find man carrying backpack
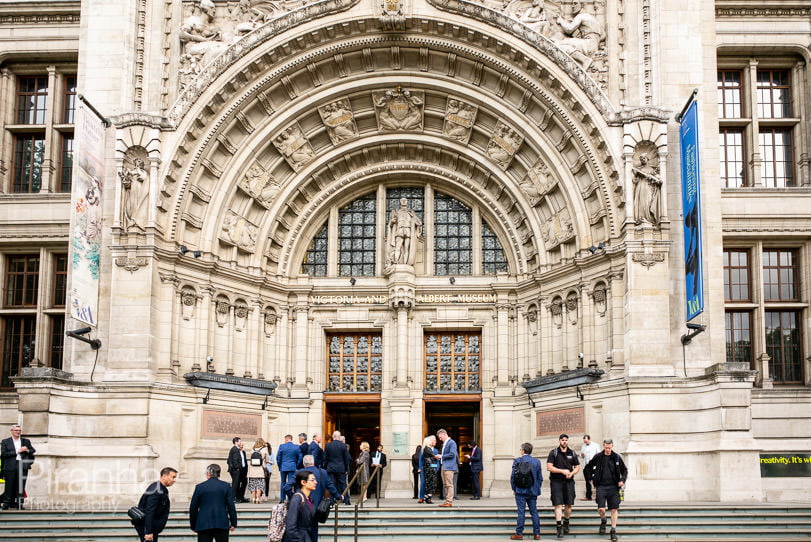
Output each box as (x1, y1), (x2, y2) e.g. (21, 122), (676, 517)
(510, 442), (543, 540)
(546, 434), (580, 538)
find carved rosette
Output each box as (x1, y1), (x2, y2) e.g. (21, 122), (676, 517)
(219, 210), (259, 253)
(215, 298), (230, 327)
(372, 88), (424, 132)
(264, 310), (278, 336)
(318, 98), (358, 144)
(273, 122), (316, 171)
(181, 287), (198, 320)
(443, 97), (478, 144)
(487, 120), (524, 169)
(592, 284), (607, 316)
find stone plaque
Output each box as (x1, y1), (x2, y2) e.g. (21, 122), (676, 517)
(203, 409), (262, 439)
(536, 406), (584, 437)
(392, 431), (408, 456)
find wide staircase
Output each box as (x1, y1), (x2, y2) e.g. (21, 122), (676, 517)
(1, 501), (810, 541)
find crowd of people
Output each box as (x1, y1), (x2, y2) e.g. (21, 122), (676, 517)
(0, 423), (626, 541)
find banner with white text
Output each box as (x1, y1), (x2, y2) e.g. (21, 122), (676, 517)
(680, 99), (705, 322)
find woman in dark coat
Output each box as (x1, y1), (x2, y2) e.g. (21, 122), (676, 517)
(421, 435), (439, 504)
(283, 470), (317, 542)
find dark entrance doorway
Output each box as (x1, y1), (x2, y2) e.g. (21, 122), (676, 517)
(324, 399), (380, 495)
(424, 399), (480, 495)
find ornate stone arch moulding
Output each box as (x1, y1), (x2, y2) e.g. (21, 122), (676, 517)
(275, 160), (534, 276)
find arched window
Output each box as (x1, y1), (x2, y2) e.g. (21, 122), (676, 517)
(434, 192), (472, 276)
(301, 221), (328, 276)
(338, 194), (376, 276)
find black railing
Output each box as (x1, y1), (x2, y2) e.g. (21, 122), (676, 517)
(332, 463), (382, 542)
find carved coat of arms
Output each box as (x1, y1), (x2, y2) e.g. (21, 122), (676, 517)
(373, 88), (424, 131)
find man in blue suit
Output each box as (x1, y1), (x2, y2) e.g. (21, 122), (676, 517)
(435, 428), (457, 507)
(277, 434), (303, 501)
(323, 431), (352, 504)
(510, 442), (543, 540)
(468, 440), (483, 500)
(308, 433), (324, 467)
(189, 464), (238, 542)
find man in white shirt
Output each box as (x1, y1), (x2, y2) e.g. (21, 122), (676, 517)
(1, 425), (36, 510)
(580, 434), (601, 501)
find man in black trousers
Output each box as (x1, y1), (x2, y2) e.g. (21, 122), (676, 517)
(134, 467), (178, 542)
(0, 424), (36, 510)
(323, 430), (352, 504)
(190, 464), (238, 542)
(226, 437), (247, 503)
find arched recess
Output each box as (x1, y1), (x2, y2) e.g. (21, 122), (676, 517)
(160, 14), (625, 277)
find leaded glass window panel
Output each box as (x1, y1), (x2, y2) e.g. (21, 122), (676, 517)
(482, 220), (508, 274)
(434, 193), (472, 276)
(387, 186), (424, 221)
(424, 331), (481, 392)
(339, 195), (376, 276)
(326, 333), (383, 392)
(301, 222), (328, 276)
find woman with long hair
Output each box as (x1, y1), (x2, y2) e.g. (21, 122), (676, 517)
(421, 435), (439, 504)
(283, 469), (317, 542)
(247, 438), (269, 503)
(355, 441), (371, 503)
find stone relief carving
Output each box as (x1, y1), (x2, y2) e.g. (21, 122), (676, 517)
(553, 0), (605, 71)
(487, 121), (524, 169)
(220, 210), (259, 252)
(239, 162), (280, 208)
(527, 305), (538, 335)
(114, 256), (148, 273)
(386, 197), (423, 266)
(443, 98), (478, 144)
(373, 87), (424, 131)
(264, 311), (277, 336)
(118, 147), (149, 232)
(550, 297), (563, 328)
(318, 99), (358, 144)
(519, 159), (556, 206)
(631, 141), (662, 226)
(592, 283), (607, 316)
(566, 292), (578, 325)
(379, 0), (406, 30)
(540, 209), (575, 248)
(234, 302), (249, 330)
(215, 298), (231, 327)
(273, 123), (316, 171)
(181, 287), (197, 320)
(512, 0), (550, 34)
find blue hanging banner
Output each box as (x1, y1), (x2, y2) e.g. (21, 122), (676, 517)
(679, 95), (704, 322)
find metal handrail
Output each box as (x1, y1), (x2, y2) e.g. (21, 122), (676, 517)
(332, 463), (383, 542)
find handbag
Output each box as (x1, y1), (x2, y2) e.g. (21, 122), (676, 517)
(127, 505), (145, 523)
(315, 496), (334, 524)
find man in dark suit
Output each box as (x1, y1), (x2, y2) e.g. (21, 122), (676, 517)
(323, 430), (352, 504)
(226, 437), (247, 503)
(297, 433), (309, 468)
(1, 424), (36, 510)
(308, 433), (324, 468)
(134, 467), (177, 542)
(277, 434), (303, 501)
(368, 444), (388, 498)
(189, 464), (238, 542)
(468, 440), (483, 500)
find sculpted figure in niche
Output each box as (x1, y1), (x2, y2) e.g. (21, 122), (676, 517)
(318, 99), (358, 144)
(118, 153), (149, 232)
(632, 150), (662, 226)
(554, 0), (605, 69)
(443, 99), (478, 143)
(373, 88), (424, 131)
(273, 125), (315, 170)
(386, 197), (423, 266)
(220, 211), (259, 252)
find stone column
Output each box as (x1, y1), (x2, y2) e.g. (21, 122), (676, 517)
(383, 397), (416, 497)
(495, 303), (510, 386)
(291, 305), (310, 396)
(386, 263), (416, 391)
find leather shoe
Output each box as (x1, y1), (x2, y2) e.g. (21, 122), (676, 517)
(534, 536), (540, 540)
(438, 502), (452, 507)
(470, 496), (480, 500)
(510, 535), (523, 540)
(417, 499), (423, 503)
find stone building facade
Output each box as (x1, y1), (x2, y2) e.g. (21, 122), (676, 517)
(0, 0), (810, 507)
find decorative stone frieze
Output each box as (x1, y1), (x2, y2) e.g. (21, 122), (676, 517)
(238, 162), (280, 208)
(114, 257), (148, 273)
(520, 159), (556, 206)
(487, 121), (523, 169)
(443, 97), (478, 144)
(631, 252), (665, 268)
(540, 209), (575, 248)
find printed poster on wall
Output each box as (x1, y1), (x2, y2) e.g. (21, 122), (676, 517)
(680, 98), (705, 322)
(68, 104), (106, 326)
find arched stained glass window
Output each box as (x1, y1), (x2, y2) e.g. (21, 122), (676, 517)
(338, 194), (376, 276)
(301, 221), (328, 276)
(434, 193), (472, 276)
(386, 186), (424, 222)
(482, 220), (508, 274)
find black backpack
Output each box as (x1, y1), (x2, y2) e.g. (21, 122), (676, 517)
(251, 450), (262, 466)
(514, 458), (533, 489)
